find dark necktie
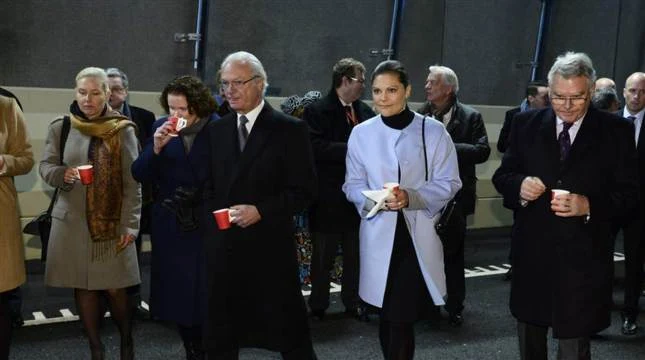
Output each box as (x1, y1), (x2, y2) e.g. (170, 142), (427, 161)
(627, 116), (637, 132)
(238, 115), (249, 151)
(627, 115), (638, 146)
(345, 105), (357, 126)
(558, 122), (573, 162)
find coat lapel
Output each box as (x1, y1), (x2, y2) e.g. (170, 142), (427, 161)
(227, 103), (274, 188)
(445, 103), (462, 135)
(538, 109), (561, 169)
(563, 109), (599, 169)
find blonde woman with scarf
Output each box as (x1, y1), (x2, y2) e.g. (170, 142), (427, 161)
(39, 67), (142, 360)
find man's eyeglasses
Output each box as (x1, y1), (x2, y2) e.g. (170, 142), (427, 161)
(349, 77), (365, 84)
(221, 75), (260, 90)
(110, 87), (126, 94)
(550, 96), (587, 106)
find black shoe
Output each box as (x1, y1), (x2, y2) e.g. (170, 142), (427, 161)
(503, 268), (512, 281)
(622, 316), (638, 335)
(345, 306), (370, 322)
(448, 312), (464, 327)
(309, 309), (325, 320)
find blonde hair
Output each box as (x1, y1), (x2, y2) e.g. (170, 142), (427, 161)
(75, 67), (109, 93)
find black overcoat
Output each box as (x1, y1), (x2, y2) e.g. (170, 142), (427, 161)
(204, 103), (317, 352)
(303, 90), (374, 231)
(492, 107), (639, 338)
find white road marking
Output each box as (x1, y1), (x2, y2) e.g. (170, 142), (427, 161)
(21, 253), (628, 327)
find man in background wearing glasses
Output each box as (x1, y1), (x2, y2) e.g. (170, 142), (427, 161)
(303, 58), (374, 322)
(205, 51), (318, 360)
(493, 52), (638, 359)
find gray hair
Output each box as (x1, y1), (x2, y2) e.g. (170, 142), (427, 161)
(428, 65), (459, 94)
(220, 51), (269, 92)
(105, 67), (129, 88)
(592, 87), (620, 111)
(75, 67), (109, 93)
(547, 51), (596, 89)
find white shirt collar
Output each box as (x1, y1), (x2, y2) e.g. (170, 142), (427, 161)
(623, 107), (645, 121)
(237, 100), (265, 133)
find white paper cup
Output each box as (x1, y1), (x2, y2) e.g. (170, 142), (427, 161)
(551, 189), (570, 200)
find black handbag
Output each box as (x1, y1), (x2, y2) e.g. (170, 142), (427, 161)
(421, 117), (456, 234)
(22, 116), (70, 261)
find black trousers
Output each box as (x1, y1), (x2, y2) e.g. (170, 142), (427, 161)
(619, 217), (645, 320)
(517, 321), (590, 360)
(308, 230), (360, 312)
(440, 203), (466, 315)
(0, 292), (13, 360)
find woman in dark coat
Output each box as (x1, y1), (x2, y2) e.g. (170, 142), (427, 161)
(131, 76), (217, 360)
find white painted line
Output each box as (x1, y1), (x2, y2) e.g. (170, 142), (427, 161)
(489, 265), (507, 271)
(59, 308), (77, 319)
(32, 311), (46, 321)
(140, 301), (150, 311)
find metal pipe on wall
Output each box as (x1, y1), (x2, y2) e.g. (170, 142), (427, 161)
(530, 0), (550, 81)
(193, 0), (206, 76)
(387, 0), (405, 60)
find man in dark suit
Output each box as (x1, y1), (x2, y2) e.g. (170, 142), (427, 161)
(106, 68), (156, 317)
(496, 81), (549, 281)
(303, 58), (374, 320)
(493, 52), (639, 358)
(497, 81), (549, 153)
(205, 51), (317, 360)
(616, 71), (645, 335)
(419, 65), (490, 326)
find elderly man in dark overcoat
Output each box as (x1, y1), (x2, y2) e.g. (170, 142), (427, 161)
(204, 51), (318, 360)
(493, 51), (639, 359)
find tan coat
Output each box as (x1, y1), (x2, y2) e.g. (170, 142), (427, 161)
(39, 115), (141, 290)
(0, 96), (34, 293)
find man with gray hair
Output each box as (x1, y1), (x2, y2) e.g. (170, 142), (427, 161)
(105, 67), (156, 319)
(493, 52), (639, 358)
(205, 51), (318, 359)
(419, 65), (490, 327)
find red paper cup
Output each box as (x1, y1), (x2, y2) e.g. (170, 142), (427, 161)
(167, 116), (179, 137)
(77, 165), (94, 185)
(551, 189), (570, 200)
(213, 208), (232, 230)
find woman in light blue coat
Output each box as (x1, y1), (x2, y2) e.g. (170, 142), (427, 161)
(343, 60), (461, 359)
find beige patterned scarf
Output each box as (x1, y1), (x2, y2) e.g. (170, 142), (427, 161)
(70, 110), (135, 260)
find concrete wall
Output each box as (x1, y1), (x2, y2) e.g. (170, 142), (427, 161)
(8, 86), (513, 260)
(2, 1), (644, 106)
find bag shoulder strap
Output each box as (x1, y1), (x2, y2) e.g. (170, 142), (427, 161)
(59, 116), (70, 165)
(47, 116), (71, 213)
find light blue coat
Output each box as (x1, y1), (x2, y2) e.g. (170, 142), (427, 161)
(343, 112), (461, 307)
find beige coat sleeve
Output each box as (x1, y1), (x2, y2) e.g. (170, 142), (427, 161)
(119, 126), (142, 237)
(0, 97), (34, 177)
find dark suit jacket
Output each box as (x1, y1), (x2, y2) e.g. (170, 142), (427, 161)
(492, 107), (639, 337)
(497, 106), (521, 153)
(420, 101), (490, 215)
(204, 102), (316, 352)
(122, 102), (156, 146)
(303, 90), (375, 232)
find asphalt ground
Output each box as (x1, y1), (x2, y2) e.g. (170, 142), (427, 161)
(8, 228), (645, 359)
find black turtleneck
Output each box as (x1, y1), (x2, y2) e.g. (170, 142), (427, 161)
(381, 106), (414, 130)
